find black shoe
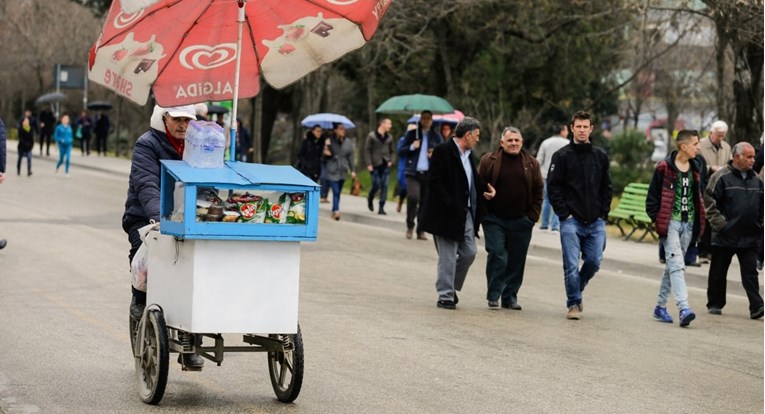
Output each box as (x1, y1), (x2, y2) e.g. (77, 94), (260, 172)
(178, 353), (205, 369)
(130, 297), (145, 320)
(708, 307), (722, 315)
(367, 197), (374, 212)
(0, 239), (6, 250)
(686, 261), (701, 267)
(659, 258), (666, 264)
(454, 292), (459, 304)
(378, 209), (387, 215)
(751, 307), (764, 320)
(488, 300), (499, 308)
(437, 300), (456, 310)
(502, 301), (522, 310)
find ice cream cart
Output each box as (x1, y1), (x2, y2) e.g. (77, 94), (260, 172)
(130, 160), (319, 405)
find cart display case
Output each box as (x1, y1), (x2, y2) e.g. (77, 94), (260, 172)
(159, 160), (319, 241)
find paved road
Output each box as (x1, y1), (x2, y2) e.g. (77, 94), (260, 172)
(0, 152), (762, 413)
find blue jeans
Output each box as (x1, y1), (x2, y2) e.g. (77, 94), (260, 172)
(56, 143), (72, 173)
(657, 220), (692, 310)
(328, 179), (345, 213)
(368, 165), (390, 208)
(540, 182), (559, 230)
(560, 217), (606, 307)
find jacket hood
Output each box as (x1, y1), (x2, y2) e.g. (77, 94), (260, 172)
(150, 105), (166, 131)
(664, 150), (703, 173)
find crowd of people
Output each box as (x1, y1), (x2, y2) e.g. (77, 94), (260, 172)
(293, 109), (763, 324)
(10, 108), (112, 178)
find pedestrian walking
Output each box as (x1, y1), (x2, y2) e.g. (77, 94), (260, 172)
(54, 115), (74, 177)
(38, 109), (55, 157)
(76, 111), (93, 156)
(394, 124), (416, 214)
(0, 116), (7, 249)
(478, 126), (543, 310)
(94, 112), (110, 156)
(323, 123), (356, 220)
(697, 120), (732, 260)
(400, 111), (444, 240)
(123, 104), (205, 369)
(296, 125), (324, 182)
(235, 118), (253, 162)
(365, 118), (394, 215)
(17, 117), (34, 176)
(547, 110), (612, 320)
(704, 142), (764, 319)
(536, 123), (569, 232)
(645, 130), (706, 327)
(421, 117), (495, 310)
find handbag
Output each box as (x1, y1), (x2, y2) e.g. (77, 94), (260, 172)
(350, 177), (362, 196)
(75, 125), (83, 139)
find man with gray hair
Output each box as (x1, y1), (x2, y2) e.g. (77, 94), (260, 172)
(421, 117), (495, 309)
(478, 126), (543, 309)
(698, 120), (732, 260)
(704, 142), (764, 319)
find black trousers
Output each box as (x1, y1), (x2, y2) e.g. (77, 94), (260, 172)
(707, 246), (763, 312)
(405, 172), (428, 233)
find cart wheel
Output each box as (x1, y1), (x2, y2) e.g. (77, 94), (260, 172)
(136, 309), (169, 405)
(268, 325), (304, 403)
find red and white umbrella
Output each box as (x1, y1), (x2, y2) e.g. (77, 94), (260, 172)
(88, 0), (391, 157)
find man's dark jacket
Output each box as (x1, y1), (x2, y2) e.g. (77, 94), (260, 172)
(704, 162), (764, 248)
(420, 139), (487, 242)
(547, 142), (612, 224)
(122, 128), (181, 231)
(645, 151), (706, 240)
(399, 122), (443, 177)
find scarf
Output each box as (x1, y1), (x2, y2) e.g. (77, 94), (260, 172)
(165, 126), (185, 156)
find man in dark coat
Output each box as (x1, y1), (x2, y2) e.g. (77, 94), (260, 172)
(296, 124), (324, 182)
(123, 104), (205, 369)
(400, 111), (443, 240)
(421, 117), (495, 310)
(704, 142), (764, 319)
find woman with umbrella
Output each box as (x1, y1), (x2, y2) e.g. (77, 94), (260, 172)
(54, 115), (74, 177)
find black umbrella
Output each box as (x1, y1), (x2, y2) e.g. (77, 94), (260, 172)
(35, 92), (68, 106)
(207, 104), (230, 115)
(87, 101), (113, 111)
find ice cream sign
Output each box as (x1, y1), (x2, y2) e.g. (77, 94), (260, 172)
(261, 13), (366, 88)
(89, 32), (163, 104)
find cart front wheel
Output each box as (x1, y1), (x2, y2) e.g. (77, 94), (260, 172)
(136, 309), (169, 405)
(268, 324), (304, 403)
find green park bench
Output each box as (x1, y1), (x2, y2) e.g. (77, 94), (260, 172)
(608, 182), (657, 242)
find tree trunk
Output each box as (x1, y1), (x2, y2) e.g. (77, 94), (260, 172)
(731, 41), (764, 144)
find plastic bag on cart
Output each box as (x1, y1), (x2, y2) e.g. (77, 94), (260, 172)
(131, 222), (160, 292)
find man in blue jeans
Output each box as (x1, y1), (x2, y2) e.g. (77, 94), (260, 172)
(547, 111), (612, 320)
(645, 130), (705, 327)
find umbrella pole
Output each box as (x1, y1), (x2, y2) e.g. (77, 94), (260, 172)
(229, 0), (246, 162)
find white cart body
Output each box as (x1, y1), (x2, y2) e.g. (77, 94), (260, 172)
(146, 234), (300, 334)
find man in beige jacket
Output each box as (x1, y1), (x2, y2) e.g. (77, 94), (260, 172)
(697, 120), (732, 260)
